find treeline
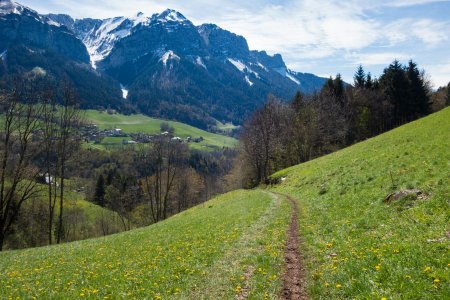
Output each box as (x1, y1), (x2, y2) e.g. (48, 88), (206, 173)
(86, 142), (237, 232)
(0, 75), (237, 250)
(239, 60), (448, 186)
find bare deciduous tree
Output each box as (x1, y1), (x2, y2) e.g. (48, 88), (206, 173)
(0, 80), (44, 250)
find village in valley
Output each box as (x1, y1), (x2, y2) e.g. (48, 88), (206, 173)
(80, 123), (204, 146)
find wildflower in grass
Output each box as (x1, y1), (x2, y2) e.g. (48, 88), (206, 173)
(326, 243), (333, 248)
(375, 265), (381, 271)
(433, 278), (440, 283)
(335, 284), (342, 288)
(381, 297), (387, 300)
(235, 285), (242, 294)
(423, 266), (431, 273)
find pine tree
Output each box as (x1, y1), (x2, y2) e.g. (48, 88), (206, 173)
(379, 60), (410, 125)
(354, 65), (366, 88)
(365, 73), (373, 89)
(292, 91), (306, 112)
(333, 74), (345, 99)
(406, 60), (430, 118)
(324, 77), (334, 95)
(94, 174), (106, 206)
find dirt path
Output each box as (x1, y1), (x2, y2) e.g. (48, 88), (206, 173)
(278, 193), (308, 300)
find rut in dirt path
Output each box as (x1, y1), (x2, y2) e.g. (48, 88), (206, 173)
(279, 193), (308, 300)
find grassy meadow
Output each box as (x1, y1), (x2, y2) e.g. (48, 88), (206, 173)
(271, 107), (450, 299)
(0, 190), (291, 299)
(83, 110), (237, 151)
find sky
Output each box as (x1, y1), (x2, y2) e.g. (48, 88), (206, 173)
(18, 0), (450, 87)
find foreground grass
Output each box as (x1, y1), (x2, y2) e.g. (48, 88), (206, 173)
(272, 108), (450, 299)
(83, 110), (237, 151)
(0, 190), (291, 299)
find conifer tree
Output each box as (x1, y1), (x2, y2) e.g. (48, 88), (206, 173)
(94, 174), (106, 206)
(406, 60), (430, 118)
(379, 60), (410, 125)
(354, 65), (366, 88)
(365, 73), (373, 89)
(333, 74), (345, 99)
(292, 91), (306, 112)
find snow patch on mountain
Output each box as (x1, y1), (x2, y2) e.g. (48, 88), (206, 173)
(160, 50), (180, 66)
(228, 58), (260, 78)
(46, 19), (61, 27)
(0, 0), (24, 15)
(156, 9), (187, 23)
(255, 62), (268, 71)
(0, 50), (7, 61)
(245, 75), (254, 87)
(286, 71), (301, 85)
(227, 58), (246, 72)
(195, 57), (206, 69)
(82, 12), (152, 68)
(120, 84), (128, 99)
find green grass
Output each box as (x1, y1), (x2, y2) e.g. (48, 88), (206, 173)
(271, 107), (450, 299)
(83, 110), (237, 151)
(0, 190), (291, 299)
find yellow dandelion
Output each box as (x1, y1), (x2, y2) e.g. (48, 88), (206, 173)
(434, 278), (440, 283)
(335, 284), (342, 289)
(423, 266), (431, 273)
(375, 265), (381, 271)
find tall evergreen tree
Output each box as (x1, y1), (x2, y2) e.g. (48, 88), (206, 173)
(94, 174), (106, 206)
(292, 91), (306, 112)
(365, 73), (373, 89)
(379, 60), (410, 125)
(406, 60), (430, 118)
(333, 74), (345, 100)
(354, 65), (366, 88)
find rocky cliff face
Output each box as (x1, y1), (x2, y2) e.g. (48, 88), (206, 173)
(0, 1), (89, 63)
(0, 1), (124, 109)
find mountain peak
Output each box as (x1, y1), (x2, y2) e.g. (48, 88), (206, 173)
(0, 0), (25, 15)
(156, 9), (187, 23)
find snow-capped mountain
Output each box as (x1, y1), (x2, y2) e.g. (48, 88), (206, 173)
(1, 1), (327, 129)
(0, 0), (124, 108)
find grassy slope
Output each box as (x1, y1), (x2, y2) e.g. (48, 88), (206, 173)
(83, 110), (237, 151)
(0, 190), (291, 299)
(272, 107), (450, 299)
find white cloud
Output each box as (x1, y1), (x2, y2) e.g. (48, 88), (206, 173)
(347, 52), (413, 66)
(384, 18), (449, 47)
(424, 61), (450, 87)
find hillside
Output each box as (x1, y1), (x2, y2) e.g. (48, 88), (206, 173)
(0, 108), (448, 299)
(83, 110), (238, 151)
(0, 190), (291, 299)
(271, 107), (450, 299)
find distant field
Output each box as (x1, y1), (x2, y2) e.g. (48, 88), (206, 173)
(271, 108), (450, 299)
(0, 190), (291, 299)
(83, 110), (237, 151)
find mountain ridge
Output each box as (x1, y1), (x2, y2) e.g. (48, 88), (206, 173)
(1, 0), (328, 129)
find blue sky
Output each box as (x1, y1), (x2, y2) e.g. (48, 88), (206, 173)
(19, 0), (450, 87)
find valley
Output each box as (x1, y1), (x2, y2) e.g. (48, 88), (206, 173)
(1, 106), (448, 299)
(0, 1), (449, 299)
